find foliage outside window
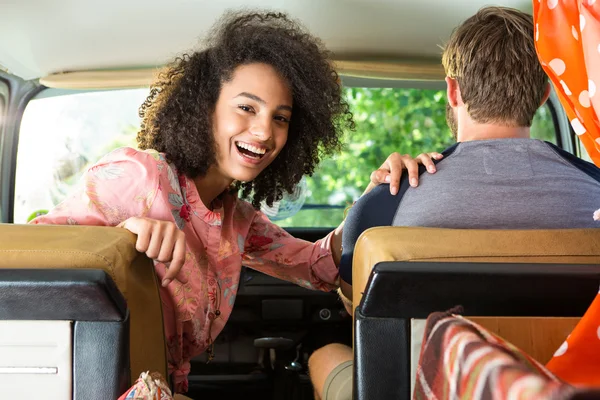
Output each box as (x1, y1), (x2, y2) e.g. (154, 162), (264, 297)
(530, 103), (557, 144)
(275, 88), (453, 227)
(275, 90), (558, 227)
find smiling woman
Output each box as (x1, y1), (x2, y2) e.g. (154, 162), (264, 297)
(207, 63), (292, 189)
(135, 11), (352, 209)
(26, 10), (390, 394)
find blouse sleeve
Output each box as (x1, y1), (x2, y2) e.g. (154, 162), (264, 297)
(241, 209), (340, 291)
(31, 147), (161, 227)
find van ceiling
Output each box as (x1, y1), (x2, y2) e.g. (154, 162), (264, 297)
(0, 0), (530, 80)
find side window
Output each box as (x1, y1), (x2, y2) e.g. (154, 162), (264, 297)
(0, 94), (4, 167)
(576, 137), (593, 162)
(0, 93), (5, 220)
(273, 87), (454, 228)
(530, 103), (558, 144)
(14, 89), (148, 223)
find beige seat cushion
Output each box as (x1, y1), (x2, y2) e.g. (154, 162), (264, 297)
(353, 227), (600, 308)
(0, 223), (167, 382)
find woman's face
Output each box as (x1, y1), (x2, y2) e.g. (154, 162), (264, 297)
(212, 63), (292, 183)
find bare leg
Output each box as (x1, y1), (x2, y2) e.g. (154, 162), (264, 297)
(308, 343), (353, 400)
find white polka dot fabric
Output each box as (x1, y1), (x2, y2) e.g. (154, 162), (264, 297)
(535, 0), (600, 387)
(535, 0), (600, 165)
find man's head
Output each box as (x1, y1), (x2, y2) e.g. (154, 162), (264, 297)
(442, 6), (550, 140)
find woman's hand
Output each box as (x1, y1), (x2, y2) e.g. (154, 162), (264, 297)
(118, 217), (187, 287)
(366, 151), (444, 195)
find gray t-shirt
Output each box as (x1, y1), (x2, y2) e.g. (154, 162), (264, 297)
(339, 138), (600, 283)
(394, 139), (600, 229)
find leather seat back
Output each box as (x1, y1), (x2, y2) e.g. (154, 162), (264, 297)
(352, 227), (600, 400)
(353, 227), (600, 306)
(0, 224), (168, 382)
(0, 268), (130, 399)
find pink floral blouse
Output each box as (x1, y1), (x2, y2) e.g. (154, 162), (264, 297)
(31, 147), (339, 392)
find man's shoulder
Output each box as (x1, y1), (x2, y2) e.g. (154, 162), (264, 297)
(349, 143), (461, 223)
(543, 141), (600, 183)
(355, 143), (461, 207)
(348, 184), (399, 224)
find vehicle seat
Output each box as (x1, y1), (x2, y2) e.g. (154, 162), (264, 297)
(352, 227), (600, 400)
(0, 268), (129, 399)
(0, 224), (168, 390)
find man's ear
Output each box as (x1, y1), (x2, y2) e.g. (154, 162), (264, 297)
(446, 76), (460, 108)
(540, 82), (551, 106)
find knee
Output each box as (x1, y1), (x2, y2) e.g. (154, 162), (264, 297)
(308, 343), (353, 375)
(308, 343), (353, 400)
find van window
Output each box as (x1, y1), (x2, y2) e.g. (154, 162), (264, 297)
(530, 103), (558, 144)
(14, 87), (560, 227)
(274, 91), (559, 228)
(14, 89), (146, 223)
(273, 88), (454, 227)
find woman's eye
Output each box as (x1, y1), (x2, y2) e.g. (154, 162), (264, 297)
(238, 105), (254, 113)
(274, 115), (290, 123)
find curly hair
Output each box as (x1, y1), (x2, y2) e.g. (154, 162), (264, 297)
(137, 11), (354, 207)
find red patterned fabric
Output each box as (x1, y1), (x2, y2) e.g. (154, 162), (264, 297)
(413, 311), (600, 399)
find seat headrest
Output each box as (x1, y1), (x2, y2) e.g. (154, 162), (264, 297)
(353, 227), (600, 308)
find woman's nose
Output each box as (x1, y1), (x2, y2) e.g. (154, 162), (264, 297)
(249, 118), (273, 140)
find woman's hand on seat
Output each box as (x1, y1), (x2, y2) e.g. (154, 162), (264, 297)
(367, 152), (443, 195)
(118, 217), (187, 287)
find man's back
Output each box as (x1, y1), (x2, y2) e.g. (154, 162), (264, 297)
(339, 138), (600, 283)
(395, 139), (600, 229)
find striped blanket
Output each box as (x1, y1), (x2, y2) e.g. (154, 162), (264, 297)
(413, 310), (600, 400)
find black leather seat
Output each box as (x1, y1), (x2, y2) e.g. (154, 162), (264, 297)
(0, 223), (168, 385)
(350, 227), (600, 400)
(0, 269), (130, 399)
(353, 261), (600, 400)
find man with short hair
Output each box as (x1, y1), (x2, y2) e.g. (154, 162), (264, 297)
(309, 6), (600, 400)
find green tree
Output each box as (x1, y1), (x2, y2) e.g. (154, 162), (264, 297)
(530, 104), (556, 143)
(277, 88), (454, 227)
(276, 88), (556, 228)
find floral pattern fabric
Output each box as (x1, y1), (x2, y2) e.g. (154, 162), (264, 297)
(118, 371), (172, 400)
(31, 147), (339, 393)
